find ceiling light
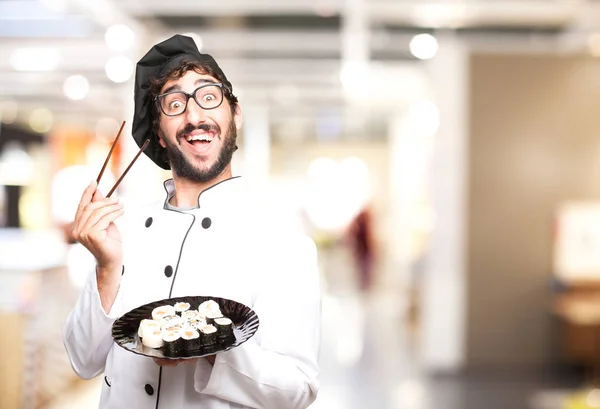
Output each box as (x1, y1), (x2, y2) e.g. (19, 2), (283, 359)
(10, 48), (60, 71)
(409, 34), (439, 60)
(63, 75), (90, 101)
(105, 56), (133, 83)
(105, 24), (135, 52)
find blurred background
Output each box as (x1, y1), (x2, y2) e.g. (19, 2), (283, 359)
(5, 0), (600, 408)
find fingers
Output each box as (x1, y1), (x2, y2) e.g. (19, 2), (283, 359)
(76, 180), (98, 215)
(92, 187), (105, 202)
(79, 201), (124, 233)
(73, 198), (122, 236)
(153, 358), (178, 367)
(152, 358), (196, 367)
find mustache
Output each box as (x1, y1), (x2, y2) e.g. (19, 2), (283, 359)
(177, 122), (220, 139)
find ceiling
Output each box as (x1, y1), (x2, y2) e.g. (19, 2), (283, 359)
(1, 0), (600, 142)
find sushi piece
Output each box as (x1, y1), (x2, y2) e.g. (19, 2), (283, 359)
(214, 317), (234, 340)
(174, 302), (191, 314)
(205, 310), (223, 325)
(138, 319), (161, 338)
(160, 315), (184, 330)
(198, 300), (221, 317)
(182, 311), (201, 326)
(152, 305), (176, 321)
(162, 331), (183, 357)
(142, 330), (164, 349)
(199, 324), (218, 346)
(181, 328), (201, 353)
(182, 310), (200, 321)
(193, 319), (208, 331)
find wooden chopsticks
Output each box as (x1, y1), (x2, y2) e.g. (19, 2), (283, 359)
(96, 120), (150, 198)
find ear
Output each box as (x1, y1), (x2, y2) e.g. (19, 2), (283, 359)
(233, 104), (243, 130)
(157, 130), (167, 149)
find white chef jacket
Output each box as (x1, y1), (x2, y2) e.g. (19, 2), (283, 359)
(63, 177), (321, 409)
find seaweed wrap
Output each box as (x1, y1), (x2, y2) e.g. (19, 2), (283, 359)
(213, 317), (234, 341)
(181, 328), (201, 353)
(162, 330), (183, 357)
(199, 324), (218, 346)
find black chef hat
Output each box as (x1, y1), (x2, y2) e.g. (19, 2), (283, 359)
(131, 34), (233, 170)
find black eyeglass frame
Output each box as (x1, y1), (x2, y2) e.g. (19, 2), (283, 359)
(155, 82), (231, 117)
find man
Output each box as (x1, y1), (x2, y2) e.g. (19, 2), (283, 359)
(63, 34), (321, 409)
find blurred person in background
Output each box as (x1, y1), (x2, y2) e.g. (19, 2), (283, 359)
(346, 205), (376, 292)
(63, 34), (321, 409)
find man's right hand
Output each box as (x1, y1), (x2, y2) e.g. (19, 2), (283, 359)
(72, 180), (125, 271)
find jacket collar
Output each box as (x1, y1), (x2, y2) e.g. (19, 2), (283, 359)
(162, 176), (243, 210)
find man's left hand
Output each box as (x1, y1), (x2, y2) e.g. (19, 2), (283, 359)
(153, 355), (215, 366)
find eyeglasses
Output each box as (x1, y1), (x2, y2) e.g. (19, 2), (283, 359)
(156, 83), (228, 116)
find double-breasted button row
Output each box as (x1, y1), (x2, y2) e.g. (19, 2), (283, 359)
(144, 216), (212, 229)
(145, 215), (212, 279)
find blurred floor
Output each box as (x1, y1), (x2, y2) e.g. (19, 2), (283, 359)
(43, 243), (583, 409)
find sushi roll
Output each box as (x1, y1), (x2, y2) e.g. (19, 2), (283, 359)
(152, 305), (176, 321)
(181, 328), (201, 353)
(205, 310), (223, 325)
(182, 311), (201, 326)
(182, 310), (200, 321)
(174, 302), (191, 315)
(199, 324), (218, 346)
(160, 315), (184, 330)
(198, 300), (221, 317)
(138, 319), (161, 338)
(142, 330), (164, 349)
(162, 331), (183, 357)
(193, 319), (208, 331)
(213, 317), (234, 341)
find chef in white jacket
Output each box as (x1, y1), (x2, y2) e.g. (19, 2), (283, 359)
(63, 34), (321, 409)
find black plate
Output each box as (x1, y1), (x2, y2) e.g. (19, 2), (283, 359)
(112, 295), (259, 360)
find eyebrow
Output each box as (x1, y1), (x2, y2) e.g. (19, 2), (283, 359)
(161, 78), (218, 95)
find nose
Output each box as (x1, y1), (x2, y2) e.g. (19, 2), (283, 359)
(184, 96), (208, 123)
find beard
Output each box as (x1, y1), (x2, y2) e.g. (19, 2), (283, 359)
(161, 119), (238, 183)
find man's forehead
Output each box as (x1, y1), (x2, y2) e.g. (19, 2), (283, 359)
(160, 71), (219, 92)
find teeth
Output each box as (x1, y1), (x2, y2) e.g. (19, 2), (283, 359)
(186, 134), (212, 142)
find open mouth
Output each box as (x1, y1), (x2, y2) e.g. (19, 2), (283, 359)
(184, 132), (214, 148)
(185, 134), (213, 145)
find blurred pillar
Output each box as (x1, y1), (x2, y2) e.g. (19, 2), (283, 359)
(388, 113), (429, 293)
(420, 32), (468, 373)
(4, 185), (21, 227)
(341, 0), (370, 134)
(342, 0), (368, 64)
(241, 105), (270, 188)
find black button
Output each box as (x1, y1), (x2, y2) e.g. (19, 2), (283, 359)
(164, 265), (173, 278)
(121, 266), (125, 276)
(201, 217), (212, 229)
(145, 384), (154, 395)
(104, 376), (112, 387)
(145, 217), (153, 228)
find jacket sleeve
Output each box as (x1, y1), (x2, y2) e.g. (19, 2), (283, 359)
(195, 234), (322, 409)
(63, 260), (124, 380)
